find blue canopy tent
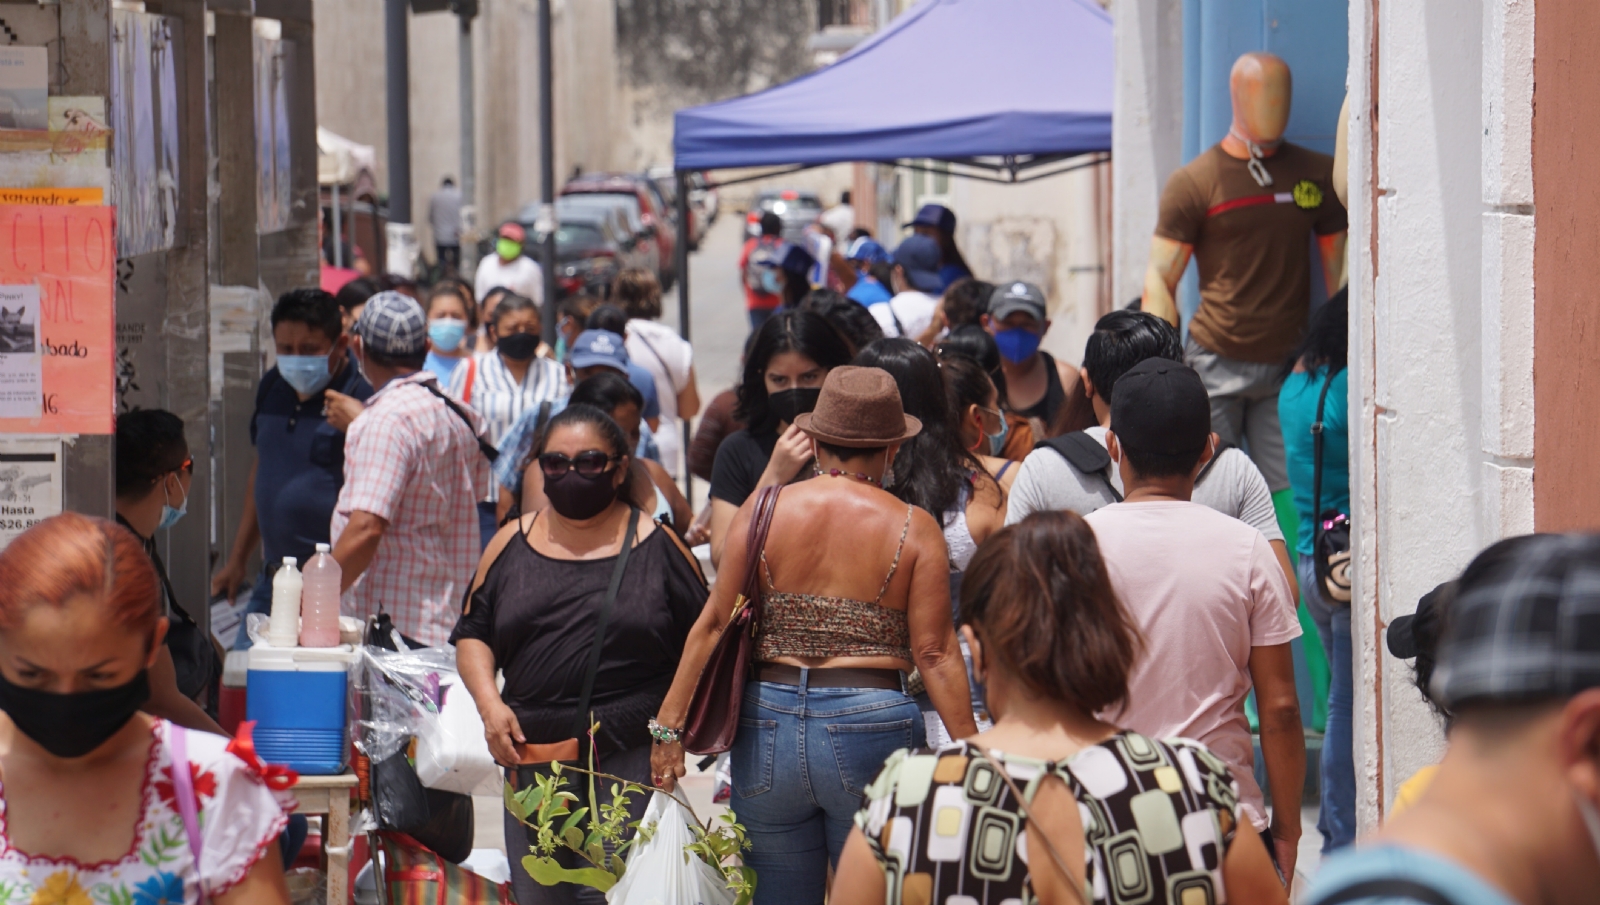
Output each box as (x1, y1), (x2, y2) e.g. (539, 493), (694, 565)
(666, 0), (1113, 494)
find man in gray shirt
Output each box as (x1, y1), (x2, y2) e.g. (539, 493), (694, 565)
(1006, 310), (1298, 599)
(428, 176), (463, 274)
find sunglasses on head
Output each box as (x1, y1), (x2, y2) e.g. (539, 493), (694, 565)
(538, 450), (618, 478)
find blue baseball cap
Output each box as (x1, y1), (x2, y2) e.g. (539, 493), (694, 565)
(847, 237), (890, 264)
(891, 234), (943, 294)
(781, 243), (817, 278)
(569, 330), (630, 372)
(904, 203), (956, 234)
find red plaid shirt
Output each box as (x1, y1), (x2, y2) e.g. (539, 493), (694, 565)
(332, 371), (487, 645)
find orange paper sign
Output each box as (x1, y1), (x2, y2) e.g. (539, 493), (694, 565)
(0, 188), (103, 207)
(0, 205), (114, 434)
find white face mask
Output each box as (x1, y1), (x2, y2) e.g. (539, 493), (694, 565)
(1576, 789), (1600, 866)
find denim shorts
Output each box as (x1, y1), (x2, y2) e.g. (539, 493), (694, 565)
(730, 675), (924, 905)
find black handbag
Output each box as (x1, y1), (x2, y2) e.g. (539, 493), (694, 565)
(1312, 369), (1352, 604)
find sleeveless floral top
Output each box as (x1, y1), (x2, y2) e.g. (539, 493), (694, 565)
(856, 733), (1243, 905)
(0, 720), (291, 905)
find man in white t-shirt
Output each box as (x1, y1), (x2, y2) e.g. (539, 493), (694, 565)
(820, 190), (854, 239)
(1006, 309), (1299, 599)
(870, 233), (941, 339)
(473, 221), (544, 305)
(1085, 357), (1304, 882)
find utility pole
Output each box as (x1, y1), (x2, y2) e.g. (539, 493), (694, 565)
(538, 0), (558, 342)
(384, 0), (415, 276)
(457, 1), (477, 276)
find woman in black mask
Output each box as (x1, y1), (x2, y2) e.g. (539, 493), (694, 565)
(451, 404), (708, 905)
(446, 291), (570, 548)
(706, 308), (853, 567)
(0, 513), (293, 905)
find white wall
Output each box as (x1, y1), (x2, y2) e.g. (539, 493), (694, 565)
(1348, 0), (1533, 830)
(1109, 0), (1184, 304)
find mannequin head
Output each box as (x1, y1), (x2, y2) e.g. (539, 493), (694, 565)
(1229, 52), (1292, 147)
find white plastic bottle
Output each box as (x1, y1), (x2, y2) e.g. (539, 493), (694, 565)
(268, 557), (302, 648)
(299, 543), (343, 648)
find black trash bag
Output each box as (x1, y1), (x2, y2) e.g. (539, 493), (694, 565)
(409, 789), (475, 865)
(370, 751), (475, 864)
(371, 749), (431, 832)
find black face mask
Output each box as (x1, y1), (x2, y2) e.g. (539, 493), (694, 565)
(545, 469), (620, 521)
(0, 670), (151, 759)
(768, 387), (822, 426)
(497, 331), (540, 362)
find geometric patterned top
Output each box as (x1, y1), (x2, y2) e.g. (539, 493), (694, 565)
(855, 733), (1242, 905)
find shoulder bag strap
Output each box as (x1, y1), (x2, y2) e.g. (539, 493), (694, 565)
(1312, 370), (1336, 541)
(740, 486), (782, 621)
(170, 725), (207, 901)
(570, 507), (640, 741)
(1039, 432), (1122, 503)
(1309, 879), (1460, 905)
(630, 329), (679, 397)
(419, 379), (500, 462)
(977, 747), (1088, 905)
(461, 355), (477, 404)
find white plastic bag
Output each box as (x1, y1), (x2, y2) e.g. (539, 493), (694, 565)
(413, 673), (501, 795)
(607, 792), (734, 905)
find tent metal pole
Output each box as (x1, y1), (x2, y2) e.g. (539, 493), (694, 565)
(675, 169), (693, 495)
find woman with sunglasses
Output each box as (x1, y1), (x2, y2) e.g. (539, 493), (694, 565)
(112, 410), (225, 735)
(451, 404), (708, 905)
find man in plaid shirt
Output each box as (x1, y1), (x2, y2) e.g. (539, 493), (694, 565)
(331, 291), (488, 645)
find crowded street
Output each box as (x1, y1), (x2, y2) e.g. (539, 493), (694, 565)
(0, 3), (1592, 905)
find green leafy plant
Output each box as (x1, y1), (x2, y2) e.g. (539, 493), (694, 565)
(503, 723), (755, 905)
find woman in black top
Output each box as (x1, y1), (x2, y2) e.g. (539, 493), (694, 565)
(452, 404), (707, 905)
(707, 309), (852, 566)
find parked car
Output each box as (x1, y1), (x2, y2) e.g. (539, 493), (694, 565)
(745, 189), (823, 243)
(553, 195), (662, 282)
(646, 165), (714, 249)
(561, 173), (678, 290)
(510, 204), (652, 300)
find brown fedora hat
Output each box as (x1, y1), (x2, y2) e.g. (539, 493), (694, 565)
(793, 366), (922, 447)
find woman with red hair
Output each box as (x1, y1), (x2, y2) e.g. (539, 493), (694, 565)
(0, 514), (291, 905)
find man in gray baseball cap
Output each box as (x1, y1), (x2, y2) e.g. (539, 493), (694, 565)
(331, 290), (489, 646)
(1306, 533), (1600, 905)
(981, 280), (1080, 426)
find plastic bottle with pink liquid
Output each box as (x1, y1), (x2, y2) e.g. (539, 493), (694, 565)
(299, 543), (343, 648)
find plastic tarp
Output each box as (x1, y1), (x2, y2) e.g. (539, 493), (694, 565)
(672, 0), (1112, 171)
(318, 126), (377, 186)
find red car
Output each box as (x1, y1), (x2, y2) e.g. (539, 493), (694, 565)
(560, 173), (679, 291)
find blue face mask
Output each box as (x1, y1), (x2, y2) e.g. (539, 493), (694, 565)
(278, 354), (333, 396)
(987, 416), (1010, 457)
(428, 318), (467, 353)
(158, 474), (188, 530)
(993, 327), (1042, 364)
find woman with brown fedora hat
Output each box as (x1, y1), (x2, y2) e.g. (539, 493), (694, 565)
(652, 366), (977, 905)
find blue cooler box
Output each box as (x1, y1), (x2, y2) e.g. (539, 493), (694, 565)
(246, 645), (356, 775)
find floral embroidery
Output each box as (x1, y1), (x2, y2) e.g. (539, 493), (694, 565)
(152, 765), (216, 813)
(29, 873), (90, 905)
(130, 873), (181, 905)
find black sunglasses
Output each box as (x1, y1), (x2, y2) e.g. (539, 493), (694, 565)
(538, 450), (618, 479)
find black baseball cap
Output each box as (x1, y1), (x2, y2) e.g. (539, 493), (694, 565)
(1388, 580), (1454, 661)
(1109, 358), (1211, 456)
(1433, 533), (1600, 710)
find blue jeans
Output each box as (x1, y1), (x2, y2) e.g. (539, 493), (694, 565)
(232, 567), (276, 651)
(1300, 555), (1355, 851)
(730, 676), (923, 905)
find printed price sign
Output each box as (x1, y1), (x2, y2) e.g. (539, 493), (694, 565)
(0, 205), (114, 434)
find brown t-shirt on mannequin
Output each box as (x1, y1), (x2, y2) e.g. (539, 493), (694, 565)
(1156, 142), (1347, 363)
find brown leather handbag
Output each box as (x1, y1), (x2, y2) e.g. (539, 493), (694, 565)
(683, 484), (781, 754)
